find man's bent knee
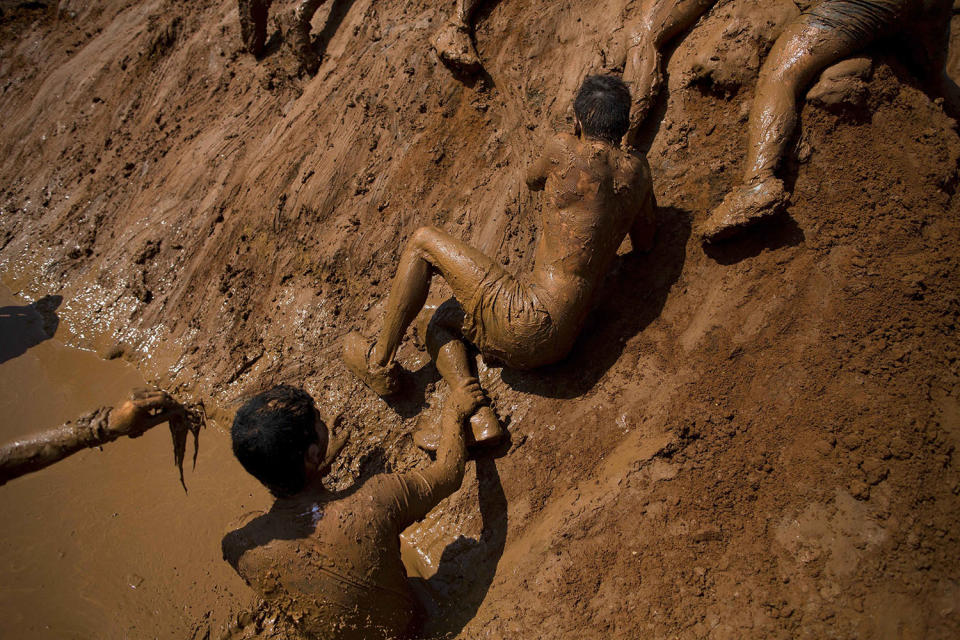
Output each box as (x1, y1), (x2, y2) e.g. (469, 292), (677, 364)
(410, 226), (445, 252)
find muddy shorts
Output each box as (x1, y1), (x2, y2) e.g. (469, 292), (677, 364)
(456, 269), (562, 370)
(802, 0), (917, 41)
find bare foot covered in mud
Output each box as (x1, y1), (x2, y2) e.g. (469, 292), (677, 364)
(414, 381), (503, 452)
(342, 332), (400, 396)
(700, 176), (787, 244)
(432, 22), (482, 75)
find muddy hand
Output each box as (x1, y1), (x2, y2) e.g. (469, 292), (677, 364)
(109, 388), (184, 438)
(449, 379), (486, 422)
(319, 412), (349, 473)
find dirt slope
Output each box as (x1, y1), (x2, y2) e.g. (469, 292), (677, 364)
(2, 0), (960, 638)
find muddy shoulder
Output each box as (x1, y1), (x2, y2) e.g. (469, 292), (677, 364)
(2, 1), (960, 638)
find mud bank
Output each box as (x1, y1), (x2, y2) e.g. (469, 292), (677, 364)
(2, 0), (960, 638)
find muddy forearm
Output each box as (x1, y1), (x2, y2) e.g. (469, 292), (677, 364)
(0, 407), (117, 486)
(424, 406), (468, 500)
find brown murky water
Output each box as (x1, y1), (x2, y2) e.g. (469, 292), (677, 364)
(0, 284), (269, 638)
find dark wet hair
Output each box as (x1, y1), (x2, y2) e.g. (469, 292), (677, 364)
(231, 385), (324, 498)
(573, 75), (632, 144)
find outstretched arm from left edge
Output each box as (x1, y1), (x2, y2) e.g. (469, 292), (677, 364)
(0, 389), (184, 486)
(0, 407), (115, 486)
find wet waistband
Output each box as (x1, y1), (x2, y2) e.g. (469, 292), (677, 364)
(802, 0), (915, 40)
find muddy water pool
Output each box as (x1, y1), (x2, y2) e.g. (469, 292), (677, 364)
(0, 284), (269, 638)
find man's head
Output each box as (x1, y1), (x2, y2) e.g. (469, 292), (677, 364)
(231, 385), (329, 498)
(573, 74), (632, 145)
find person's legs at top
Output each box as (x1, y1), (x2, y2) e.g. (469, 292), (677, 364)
(433, 0), (484, 74)
(292, 0), (327, 73)
(239, 0), (273, 56)
(624, 0), (716, 144)
(700, 14), (867, 243)
(342, 226), (504, 446)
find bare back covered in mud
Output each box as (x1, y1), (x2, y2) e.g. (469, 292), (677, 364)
(524, 132), (656, 353)
(453, 131), (657, 370)
(222, 478), (427, 639)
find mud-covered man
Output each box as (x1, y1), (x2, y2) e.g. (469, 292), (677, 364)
(343, 75), (656, 450)
(700, 0), (958, 242)
(222, 382), (483, 639)
(238, 0), (328, 73)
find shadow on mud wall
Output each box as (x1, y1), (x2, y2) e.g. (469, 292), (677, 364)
(0, 295), (62, 365)
(500, 207), (691, 400)
(703, 211), (805, 266)
(311, 0), (359, 59)
(415, 456), (507, 638)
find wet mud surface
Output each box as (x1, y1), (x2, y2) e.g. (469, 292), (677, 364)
(0, 285), (265, 638)
(1, 0), (960, 638)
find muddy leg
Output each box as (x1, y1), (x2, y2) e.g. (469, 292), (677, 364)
(701, 19), (865, 243)
(293, 0), (326, 74)
(239, 0), (272, 56)
(344, 226), (499, 395)
(412, 303), (502, 452)
(432, 0), (484, 74)
(624, 0), (716, 142)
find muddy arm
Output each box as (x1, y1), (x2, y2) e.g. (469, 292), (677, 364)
(525, 136), (564, 192)
(390, 386), (482, 530)
(623, 0), (716, 145)
(0, 390), (182, 486)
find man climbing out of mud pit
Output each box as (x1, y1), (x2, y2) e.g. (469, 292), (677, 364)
(343, 75), (656, 451)
(701, 0), (959, 243)
(622, 0), (718, 145)
(0, 389), (187, 486)
(222, 382), (484, 639)
(238, 0), (327, 73)
(433, 0), (492, 75)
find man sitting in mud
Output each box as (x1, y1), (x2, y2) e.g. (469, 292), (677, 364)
(700, 0), (958, 243)
(343, 75), (656, 450)
(222, 382), (484, 639)
(238, 0), (328, 73)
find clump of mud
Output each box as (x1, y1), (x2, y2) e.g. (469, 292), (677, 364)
(170, 400), (205, 491)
